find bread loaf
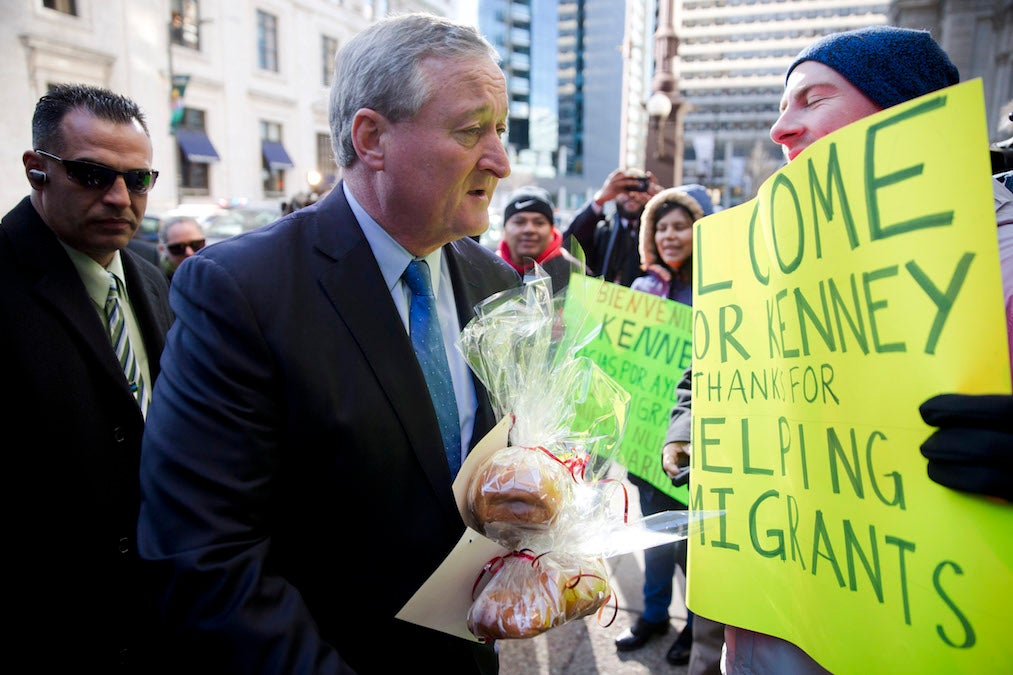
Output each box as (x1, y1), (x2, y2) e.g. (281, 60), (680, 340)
(465, 446), (571, 545)
(467, 552), (610, 640)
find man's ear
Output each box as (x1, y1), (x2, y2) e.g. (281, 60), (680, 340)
(350, 108), (386, 171)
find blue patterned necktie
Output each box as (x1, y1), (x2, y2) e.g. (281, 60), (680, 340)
(403, 259), (462, 478)
(105, 272), (148, 416)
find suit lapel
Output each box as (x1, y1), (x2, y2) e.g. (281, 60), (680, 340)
(314, 189), (462, 517)
(6, 199), (136, 398)
(445, 240), (503, 447)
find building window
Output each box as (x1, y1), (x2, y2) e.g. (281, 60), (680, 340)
(316, 132), (335, 187)
(257, 10), (278, 72)
(322, 35), (338, 87)
(177, 108), (213, 194)
(43, 0), (76, 14)
(171, 0), (202, 50)
(262, 121), (286, 196)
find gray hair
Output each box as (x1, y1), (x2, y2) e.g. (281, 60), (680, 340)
(328, 12), (499, 167)
(158, 216), (203, 244)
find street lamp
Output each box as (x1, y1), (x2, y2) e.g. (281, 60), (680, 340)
(646, 91), (673, 160)
(647, 91), (673, 121)
(645, 0), (686, 186)
(307, 170), (323, 191)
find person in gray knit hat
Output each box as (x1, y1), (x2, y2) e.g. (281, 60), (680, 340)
(663, 25), (1013, 675)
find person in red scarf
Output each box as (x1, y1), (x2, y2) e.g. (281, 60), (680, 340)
(498, 186), (584, 293)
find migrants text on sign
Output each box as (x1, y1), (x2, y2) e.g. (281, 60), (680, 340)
(563, 276), (694, 503)
(687, 80), (1012, 674)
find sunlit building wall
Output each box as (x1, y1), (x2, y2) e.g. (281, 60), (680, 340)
(1, 0), (453, 213)
(672, 0), (888, 206)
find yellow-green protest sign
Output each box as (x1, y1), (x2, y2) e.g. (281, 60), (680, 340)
(687, 79), (1012, 674)
(563, 275), (693, 503)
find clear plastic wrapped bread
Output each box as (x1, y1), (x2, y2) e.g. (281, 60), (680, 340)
(396, 261), (718, 643)
(455, 262), (631, 639)
(464, 444), (572, 548)
(467, 550), (611, 640)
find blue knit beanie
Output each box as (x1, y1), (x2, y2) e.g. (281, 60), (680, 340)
(786, 26), (960, 110)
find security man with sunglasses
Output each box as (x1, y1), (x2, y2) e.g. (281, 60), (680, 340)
(157, 215), (205, 282)
(0, 83), (173, 672)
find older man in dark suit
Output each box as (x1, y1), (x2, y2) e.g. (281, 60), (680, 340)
(137, 13), (520, 674)
(0, 84), (173, 672)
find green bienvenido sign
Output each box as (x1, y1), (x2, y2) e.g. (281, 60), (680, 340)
(562, 274), (693, 504)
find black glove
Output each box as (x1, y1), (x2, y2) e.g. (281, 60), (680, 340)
(919, 393), (1013, 502)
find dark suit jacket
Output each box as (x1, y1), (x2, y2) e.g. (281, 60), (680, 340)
(138, 184), (521, 674)
(562, 200), (643, 287)
(0, 196), (174, 672)
(127, 235), (160, 267)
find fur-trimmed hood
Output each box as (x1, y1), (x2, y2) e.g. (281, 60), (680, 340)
(638, 184), (714, 268)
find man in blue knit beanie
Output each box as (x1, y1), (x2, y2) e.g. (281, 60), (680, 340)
(769, 25), (960, 164)
(786, 26), (959, 111)
(773, 25), (961, 163)
(665, 24), (1013, 675)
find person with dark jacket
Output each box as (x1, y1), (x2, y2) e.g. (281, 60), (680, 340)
(562, 167), (662, 286)
(0, 83), (173, 672)
(157, 215), (204, 282)
(615, 184), (715, 668)
(137, 14), (520, 673)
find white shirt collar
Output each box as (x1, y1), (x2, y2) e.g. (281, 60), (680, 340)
(343, 182), (444, 295)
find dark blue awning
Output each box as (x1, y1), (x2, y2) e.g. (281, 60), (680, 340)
(262, 140), (294, 169)
(175, 128), (220, 163)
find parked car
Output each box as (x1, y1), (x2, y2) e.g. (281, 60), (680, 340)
(159, 203), (281, 246)
(204, 206), (281, 245)
(137, 212), (162, 242)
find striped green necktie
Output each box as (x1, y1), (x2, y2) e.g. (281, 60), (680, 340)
(105, 272), (148, 416)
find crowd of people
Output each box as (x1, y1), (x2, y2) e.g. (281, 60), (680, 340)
(2, 11), (1008, 674)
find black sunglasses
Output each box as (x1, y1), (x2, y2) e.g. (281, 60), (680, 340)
(166, 239), (206, 256)
(35, 149), (159, 195)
